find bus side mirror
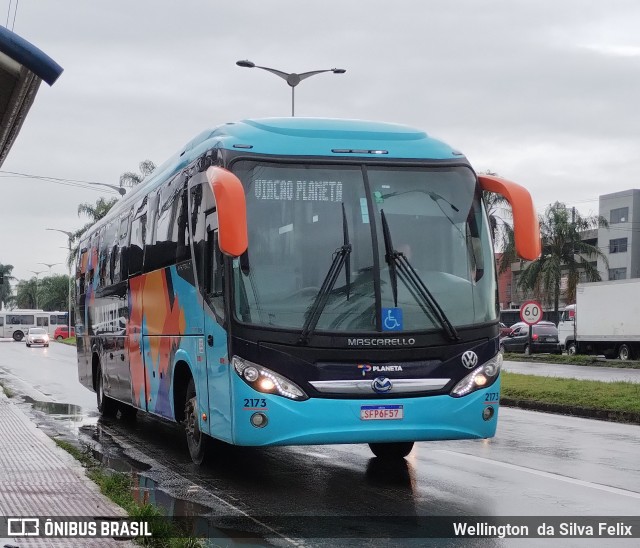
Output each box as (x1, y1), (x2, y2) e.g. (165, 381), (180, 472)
(206, 167), (248, 257)
(478, 174), (541, 260)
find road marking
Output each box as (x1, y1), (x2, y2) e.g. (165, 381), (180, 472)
(437, 449), (640, 499)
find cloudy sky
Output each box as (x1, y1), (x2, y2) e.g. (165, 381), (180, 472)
(2, 0), (640, 284)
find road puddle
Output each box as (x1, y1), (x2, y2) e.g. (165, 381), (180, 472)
(20, 396), (274, 546)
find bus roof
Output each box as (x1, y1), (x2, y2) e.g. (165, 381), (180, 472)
(82, 118), (468, 240)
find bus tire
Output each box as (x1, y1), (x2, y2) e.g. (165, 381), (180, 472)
(184, 377), (209, 465)
(618, 344), (632, 361)
(368, 441), (414, 459)
(13, 331), (23, 342)
(96, 365), (118, 418)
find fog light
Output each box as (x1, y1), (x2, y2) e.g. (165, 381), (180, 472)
(250, 412), (268, 428)
(482, 406), (495, 421)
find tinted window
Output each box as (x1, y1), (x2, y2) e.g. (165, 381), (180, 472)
(147, 175), (189, 271)
(9, 315), (34, 325)
(533, 325), (557, 336)
(129, 196), (148, 276)
(101, 220), (118, 286)
(36, 317), (48, 327)
(29, 328), (47, 334)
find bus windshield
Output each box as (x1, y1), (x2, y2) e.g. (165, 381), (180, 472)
(232, 161), (496, 333)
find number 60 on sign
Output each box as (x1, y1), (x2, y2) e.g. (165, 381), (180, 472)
(520, 300), (542, 326)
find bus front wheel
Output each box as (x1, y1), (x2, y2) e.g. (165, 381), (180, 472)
(368, 441), (414, 459)
(13, 331), (23, 342)
(184, 378), (209, 465)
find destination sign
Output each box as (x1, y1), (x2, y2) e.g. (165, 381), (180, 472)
(254, 179), (343, 202)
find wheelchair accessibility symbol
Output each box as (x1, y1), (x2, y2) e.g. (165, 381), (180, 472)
(382, 308), (403, 331)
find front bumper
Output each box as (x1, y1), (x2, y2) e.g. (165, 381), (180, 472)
(229, 373), (501, 446)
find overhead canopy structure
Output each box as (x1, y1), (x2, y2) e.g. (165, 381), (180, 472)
(0, 25), (62, 167)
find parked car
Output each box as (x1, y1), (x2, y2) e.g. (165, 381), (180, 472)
(25, 327), (49, 348)
(53, 326), (75, 340)
(500, 321), (560, 355)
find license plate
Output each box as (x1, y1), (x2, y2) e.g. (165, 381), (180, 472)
(360, 404), (403, 420)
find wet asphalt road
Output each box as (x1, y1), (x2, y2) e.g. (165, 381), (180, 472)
(1, 340), (639, 547)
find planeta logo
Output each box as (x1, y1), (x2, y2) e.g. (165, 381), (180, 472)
(357, 364), (372, 377)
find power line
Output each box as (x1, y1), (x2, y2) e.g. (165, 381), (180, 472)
(0, 170), (120, 194)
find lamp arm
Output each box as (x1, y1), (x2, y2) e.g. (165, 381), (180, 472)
(297, 69), (334, 81)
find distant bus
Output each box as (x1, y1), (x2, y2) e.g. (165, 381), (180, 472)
(76, 117), (540, 464)
(0, 309), (68, 341)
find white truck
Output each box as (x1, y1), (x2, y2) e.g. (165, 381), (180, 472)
(558, 279), (640, 360)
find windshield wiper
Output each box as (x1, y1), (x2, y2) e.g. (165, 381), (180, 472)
(298, 205), (352, 345)
(380, 209), (459, 341)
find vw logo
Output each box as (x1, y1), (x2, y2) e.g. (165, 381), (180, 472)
(372, 376), (392, 393)
(461, 350), (479, 369)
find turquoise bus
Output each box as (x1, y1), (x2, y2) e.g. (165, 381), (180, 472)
(76, 118), (540, 464)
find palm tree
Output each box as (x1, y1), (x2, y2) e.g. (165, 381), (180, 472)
(75, 196), (119, 238)
(119, 159), (156, 189)
(481, 170), (515, 274)
(517, 202), (608, 317)
(0, 263), (14, 308)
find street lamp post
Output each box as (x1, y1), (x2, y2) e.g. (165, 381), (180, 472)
(28, 270), (44, 309)
(46, 229), (75, 338)
(236, 60), (346, 116)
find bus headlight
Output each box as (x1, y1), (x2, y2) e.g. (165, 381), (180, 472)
(450, 352), (502, 397)
(232, 356), (308, 401)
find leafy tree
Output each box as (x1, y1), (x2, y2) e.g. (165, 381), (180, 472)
(38, 275), (70, 311)
(119, 159), (156, 189)
(15, 277), (38, 309)
(517, 202), (608, 316)
(0, 263), (14, 308)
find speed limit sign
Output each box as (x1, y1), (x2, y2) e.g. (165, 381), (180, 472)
(520, 300), (543, 326)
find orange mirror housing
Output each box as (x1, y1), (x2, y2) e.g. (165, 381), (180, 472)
(206, 166), (248, 257)
(478, 174), (541, 261)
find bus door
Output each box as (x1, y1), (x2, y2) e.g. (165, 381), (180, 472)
(190, 177), (229, 439)
(0, 315), (4, 338)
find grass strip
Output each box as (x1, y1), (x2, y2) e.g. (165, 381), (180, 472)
(503, 352), (640, 369)
(0, 380), (15, 398)
(53, 439), (202, 547)
(501, 372), (640, 423)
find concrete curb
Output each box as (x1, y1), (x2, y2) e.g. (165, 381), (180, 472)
(501, 397), (640, 425)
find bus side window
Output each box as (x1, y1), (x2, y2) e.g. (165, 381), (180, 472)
(204, 212), (224, 315)
(113, 214), (130, 284)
